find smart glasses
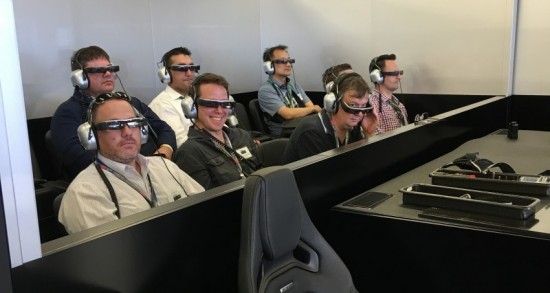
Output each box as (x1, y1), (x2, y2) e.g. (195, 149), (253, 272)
(169, 64), (200, 72)
(341, 101), (373, 115)
(95, 117), (146, 131)
(272, 58), (296, 65)
(84, 65), (120, 74)
(382, 70), (404, 76)
(197, 98), (236, 109)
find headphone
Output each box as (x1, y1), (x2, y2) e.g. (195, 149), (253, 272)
(157, 61), (171, 84)
(262, 47), (276, 75)
(181, 74), (235, 119)
(323, 72), (361, 114)
(369, 56), (384, 84)
(77, 92), (149, 150)
(70, 49), (89, 89)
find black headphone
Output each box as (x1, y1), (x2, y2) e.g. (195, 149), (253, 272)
(369, 56), (384, 84)
(181, 74), (235, 119)
(70, 49), (89, 89)
(77, 92), (149, 150)
(323, 72), (361, 114)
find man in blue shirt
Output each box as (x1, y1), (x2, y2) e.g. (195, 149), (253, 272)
(258, 45), (321, 136)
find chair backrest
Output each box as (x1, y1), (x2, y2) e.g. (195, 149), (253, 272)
(234, 102), (252, 131)
(258, 138), (289, 167)
(45, 129), (68, 181)
(239, 166), (358, 293)
(248, 99), (271, 135)
(52, 192), (68, 238)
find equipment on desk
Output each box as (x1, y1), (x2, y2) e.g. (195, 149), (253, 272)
(429, 153), (550, 196)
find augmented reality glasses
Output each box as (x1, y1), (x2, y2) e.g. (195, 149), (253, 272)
(272, 58), (296, 65)
(84, 65), (120, 74)
(341, 101), (373, 115)
(382, 70), (404, 76)
(169, 64), (200, 72)
(95, 117), (146, 131)
(197, 99), (236, 109)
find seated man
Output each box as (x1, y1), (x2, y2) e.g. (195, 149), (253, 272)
(258, 44), (321, 136)
(59, 92), (204, 234)
(283, 72), (378, 163)
(51, 45), (177, 181)
(322, 63), (354, 91)
(368, 53), (408, 134)
(150, 47), (198, 148)
(174, 73), (262, 190)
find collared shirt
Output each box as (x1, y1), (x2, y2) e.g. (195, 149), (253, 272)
(149, 85), (193, 148)
(59, 153), (204, 234)
(369, 89), (408, 134)
(258, 77), (311, 136)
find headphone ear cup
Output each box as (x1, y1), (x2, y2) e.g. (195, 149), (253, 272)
(71, 69), (89, 89)
(140, 124), (149, 144)
(369, 69), (384, 84)
(228, 95), (236, 115)
(323, 92), (338, 114)
(77, 122), (97, 150)
(325, 81), (334, 94)
(263, 61), (274, 75)
(181, 96), (197, 119)
(158, 66), (171, 84)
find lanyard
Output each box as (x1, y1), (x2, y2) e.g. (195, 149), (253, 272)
(268, 77), (298, 108)
(333, 129), (350, 148)
(199, 129), (247, 178)
(95, 158), (158, 208)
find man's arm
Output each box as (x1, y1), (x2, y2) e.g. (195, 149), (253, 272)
(277, 101), (322, 120)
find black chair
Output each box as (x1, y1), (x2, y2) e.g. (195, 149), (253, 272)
(239, 166), (358, 293)
(248, 99), (271, 135)
(52, 192), (68, 238)
(45, 129), (69, 181)
(257, 138), (289, 167)
(234, 102), (252, 131)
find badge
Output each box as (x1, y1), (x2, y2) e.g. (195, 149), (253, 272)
(236, 146), (253, 159)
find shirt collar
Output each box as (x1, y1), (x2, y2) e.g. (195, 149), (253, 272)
(165, 85), (185, 100)
(97, 153), (149, 176)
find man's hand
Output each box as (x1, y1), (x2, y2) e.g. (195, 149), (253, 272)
(361, 111), (379, 137)
(156, 144), (174, 160)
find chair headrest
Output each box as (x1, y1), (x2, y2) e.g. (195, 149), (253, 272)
(245, 166), (303, 260)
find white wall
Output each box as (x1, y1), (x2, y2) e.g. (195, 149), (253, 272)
(513, 0), (550, 94)
(15, 0), (520, 120)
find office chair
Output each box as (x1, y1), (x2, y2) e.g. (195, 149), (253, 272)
(257, 138), (289, 167)
(248, 99), (271, 135)
(239, 166), (358, 293)
(52, 192), (68, 238)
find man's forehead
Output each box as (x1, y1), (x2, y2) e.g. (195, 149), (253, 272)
(273, 49), (289, 58)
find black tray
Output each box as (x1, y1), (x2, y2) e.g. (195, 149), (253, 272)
(400, 183), (540, 219)
(430, 168), (550, 196)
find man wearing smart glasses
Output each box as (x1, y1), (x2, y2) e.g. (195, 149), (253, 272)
(150, 47), (200, 147)
(258, 44), (322, 136)
(50, 45), (176, 181)
(174, 73), (262, 190)
(368, 53), (408, 134)
(59, 92), (204, 234)
(283, 72), (378, 163)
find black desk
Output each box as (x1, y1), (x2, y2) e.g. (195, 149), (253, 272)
(329, 130), (550, 292)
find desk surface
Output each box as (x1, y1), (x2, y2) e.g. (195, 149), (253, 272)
(335, 130), (550, 239)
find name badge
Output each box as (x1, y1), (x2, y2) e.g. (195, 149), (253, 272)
(236, 146), (253, 159)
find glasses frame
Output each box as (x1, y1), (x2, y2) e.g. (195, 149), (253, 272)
(84, 65), (120, 74)
(169, 64), (201, 72)
(272, 58), (296, 65)
(197, 98), (236, 109)
(94, 117), (146, 131)
(381, 70), (404, 77)
(340, 100), (373, 115)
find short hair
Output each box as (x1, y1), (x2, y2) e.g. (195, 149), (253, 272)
(322, 63), (353, 86)
(71, 46), (110, 71)
(190, 73), (229, 99)
(262, 44), (288, 62)
(337, 73), (370, 100)
(369, 53), (397, 73)
(161, 47), (192, 67)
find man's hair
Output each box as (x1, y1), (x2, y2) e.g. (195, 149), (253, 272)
(262, 44), (288, 62)
(71, 46), (110, 71)
(369, 53), (397, 73)
(161, 47), (192, 67)
(322, 63), (353, 86)
(337, 73), (370, 100)
(191, 73), (229, 99)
